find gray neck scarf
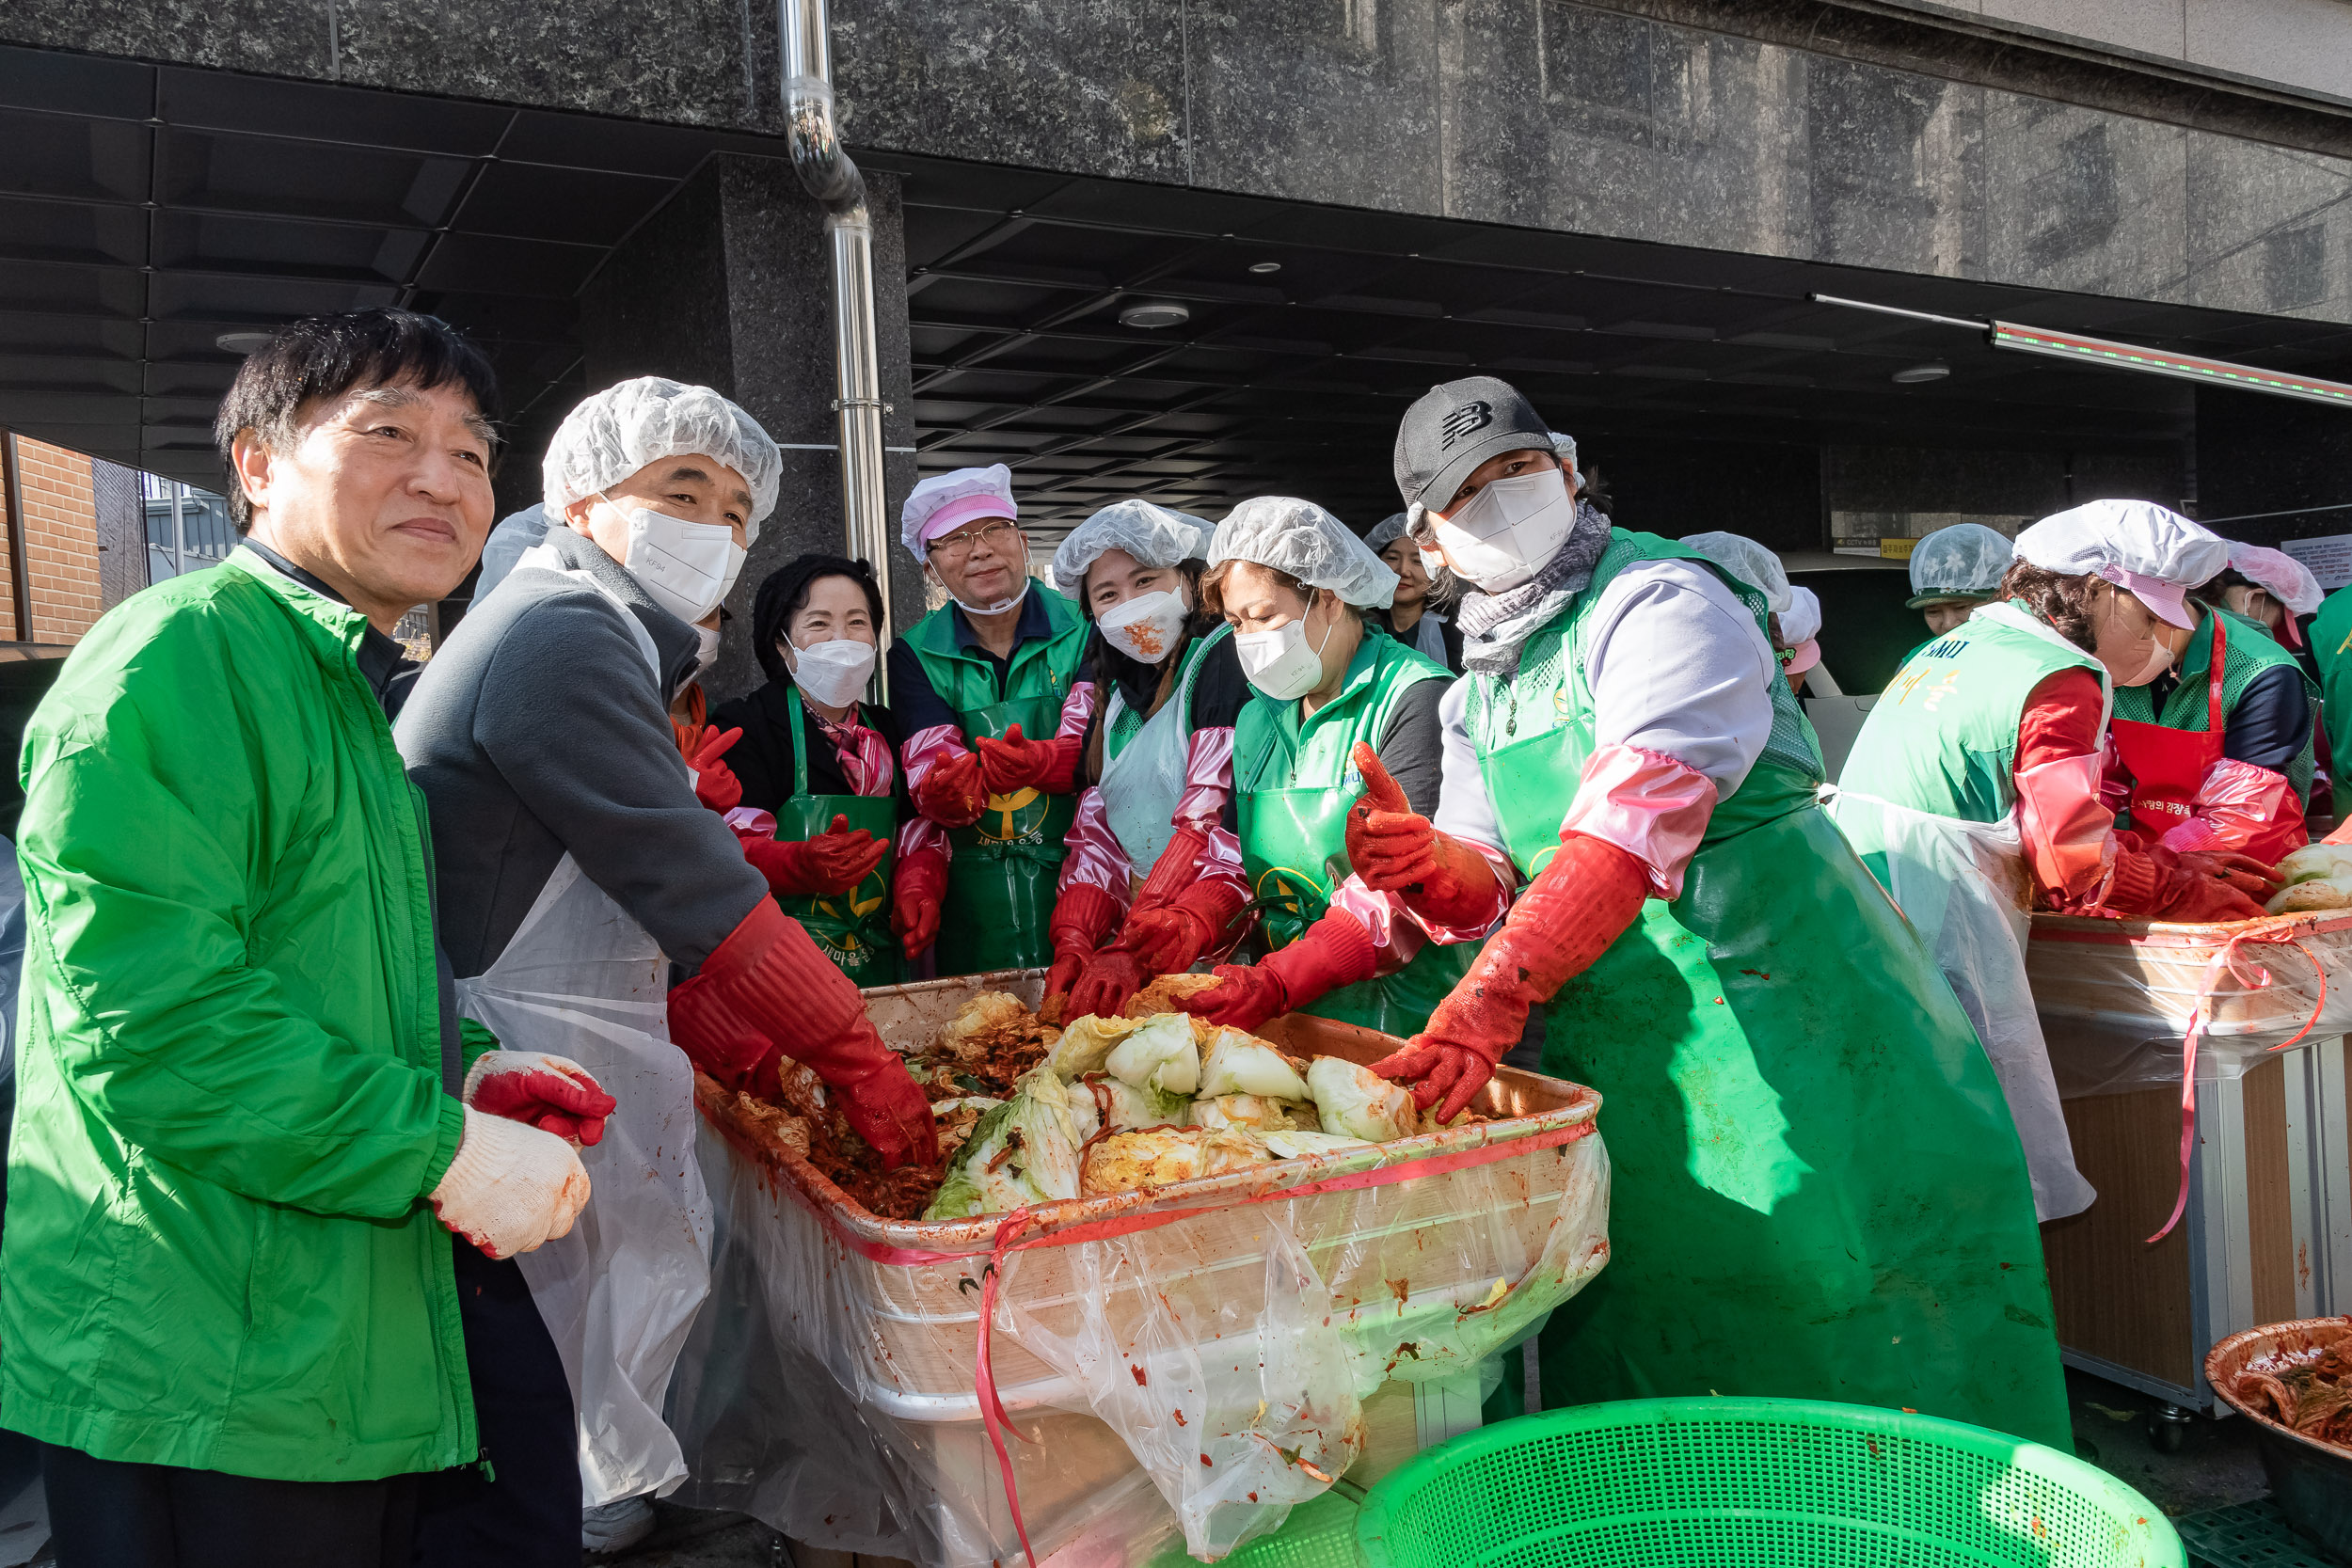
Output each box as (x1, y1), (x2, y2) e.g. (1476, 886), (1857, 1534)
(1455, 500), (1613, 677)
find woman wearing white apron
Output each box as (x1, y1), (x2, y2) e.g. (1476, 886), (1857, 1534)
(399, 379), (934, 1560)
(1833, 501), (2280, 1221)
(1040, 500), (1257, 1021)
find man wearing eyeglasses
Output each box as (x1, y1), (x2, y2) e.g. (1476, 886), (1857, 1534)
(885, 465), (1095, 975)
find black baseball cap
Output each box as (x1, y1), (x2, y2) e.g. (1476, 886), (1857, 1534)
(1392, 375), (1554, 513)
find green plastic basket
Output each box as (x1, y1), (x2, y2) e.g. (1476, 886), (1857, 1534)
(1142, 1489), (1364, 1568)
(1354, 1398), (2185, 1568)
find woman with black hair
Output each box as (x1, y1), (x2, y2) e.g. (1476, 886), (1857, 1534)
(1041, 501), (1256, 1020)
(706, 553), (943, 985)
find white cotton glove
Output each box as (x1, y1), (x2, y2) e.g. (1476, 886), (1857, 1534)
(462, 1049), (617, 1146)
(430, 1104), (592, 1260)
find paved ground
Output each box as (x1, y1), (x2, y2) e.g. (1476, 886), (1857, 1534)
(0, 1365), (2278, 1565)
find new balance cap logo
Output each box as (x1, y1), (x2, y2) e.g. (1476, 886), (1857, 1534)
(1439, 401), (1492, 448)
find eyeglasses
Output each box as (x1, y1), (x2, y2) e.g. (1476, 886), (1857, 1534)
(930, 520), (1022, 563)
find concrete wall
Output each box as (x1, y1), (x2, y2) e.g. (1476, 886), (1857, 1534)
(10, 0), (2352, 325)
(1867, 0), (2352, 110)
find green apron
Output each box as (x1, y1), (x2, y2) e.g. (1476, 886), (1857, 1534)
(1469, 530), (2072, 1449)
(1233, 631), (1475, 1037)
(771, 687), (899, 985)
(906, 589), (1090, 974)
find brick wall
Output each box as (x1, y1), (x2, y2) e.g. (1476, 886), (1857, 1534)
(0, 435), (104, 644)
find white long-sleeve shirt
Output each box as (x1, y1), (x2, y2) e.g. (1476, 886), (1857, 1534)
(1433, 559), (1780, 878)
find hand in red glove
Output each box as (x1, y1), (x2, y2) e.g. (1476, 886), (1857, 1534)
(1068, 948), (1151, 1022)
(742, 815), (889, 897)
(2170, 848), (2283, 901)
(1345, 743), (1501, 928)
(914, 747), (989, 828)
(669, 899), (938, 1167)
(687, 725), (744, 814)
(1043, 881), (1124, 1012)
(1373, 832), (1646, 1120)
(464, 1050), (620, 1147)
(2152, 853), (2273, 924)
(892, 846), (949, 958)
(1176, 909), (1377, 1034)
(977, 722), (1078, 796)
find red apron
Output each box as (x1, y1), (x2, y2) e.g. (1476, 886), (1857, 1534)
(2108, 610), (2306, 862)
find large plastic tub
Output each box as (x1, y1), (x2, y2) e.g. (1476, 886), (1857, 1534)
(1355, 1398), (2185, 1568)
(671, 968), (1611, 1567)
(2205, 1317), (2352, 1563)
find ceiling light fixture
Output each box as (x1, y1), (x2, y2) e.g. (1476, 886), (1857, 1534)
(1119, 301), (1190, 329)
(1892, 361), (1950, 384)
(1248, 261), (1281, 275)
(215, 331), (275, 356)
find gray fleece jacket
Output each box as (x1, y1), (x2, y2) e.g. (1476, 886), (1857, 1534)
(395, 526), (768, 980)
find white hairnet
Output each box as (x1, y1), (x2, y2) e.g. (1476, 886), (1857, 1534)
(1051, 499), (1211, 594)
(1679, 531), (1791, 613)
(901, 465), (1018, 563)
(1549, 431), (1578, 472)
(2227, 543), (2325, 616)
(2014, 500), (2228, 588)
(1908, 523), (2011, 606)
(1365, 512), (1412, 553)
(1210, 497), (1399, 610)
(543, 376), (782, 536)
(1780, 584), (1823, 646)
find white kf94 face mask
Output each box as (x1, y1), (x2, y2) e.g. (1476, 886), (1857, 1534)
(612, 499), (747, 626)
(1234, 607), (1334, 701)
(1431, 467), (1576, 594)
(1097, 589), (1189, 664)
(789, 635), (878, 708)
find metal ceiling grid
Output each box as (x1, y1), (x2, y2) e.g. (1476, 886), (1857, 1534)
(876, 153), (2352, 537)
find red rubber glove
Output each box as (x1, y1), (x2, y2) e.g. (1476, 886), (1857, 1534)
(2172, 849), (2283, 901)
(1044, 881), (1124, 1012)
(687, 725), (744, 814)
(1346, 743), (1501, 928)
(977, 722), (1081, 796)
(1068, 949), (1151, 1022)
(914, 746), (988, 828)
(891, 845), (949, 958)
(2152, 852), (2273, 923)
(742, 815), (890, 897)
(669, 899), (938, 1168)
(1176, 908), (1377, 1034)
(1373, 832), (1647, 1120)
(464, 1051), (620, 1148)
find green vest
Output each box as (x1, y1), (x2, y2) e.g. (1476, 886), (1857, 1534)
(905, 587), (1090, 974)
(1840, 604), (2102, 826)
(771, 688), (899, 985)
(1232, 630), (1473, 1037)
(2112, 606), (2319, 806)
(2316, 584), (2352, 782)
(1462, 529), (2072, 1449)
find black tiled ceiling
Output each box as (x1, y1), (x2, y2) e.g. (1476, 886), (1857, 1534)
(0, 44), (785, 488)
(870, 149), (2352, 536)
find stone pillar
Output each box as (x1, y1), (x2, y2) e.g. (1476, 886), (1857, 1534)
(579, 154), (921, 704)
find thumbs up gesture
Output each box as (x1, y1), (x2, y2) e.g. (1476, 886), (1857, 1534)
(1345, 741), (1504, 928)
(1346, 742), (1438, 888)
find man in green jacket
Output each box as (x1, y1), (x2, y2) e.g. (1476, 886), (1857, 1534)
(4, 309), (600, 1566)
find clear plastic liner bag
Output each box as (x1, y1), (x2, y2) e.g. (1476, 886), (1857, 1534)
(669, 1089), (1611, 1565)
(457, 855), (710, 1505)
(2024, 907), (2352, 1097)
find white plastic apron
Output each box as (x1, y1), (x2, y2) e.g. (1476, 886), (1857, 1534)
(1824, 602), (2103, 1222)
(1097, 631), (1220, 890)
(461, 542), (714, 1503)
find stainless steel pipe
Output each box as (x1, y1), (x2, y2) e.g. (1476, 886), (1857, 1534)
(783, 0), (893, 685)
